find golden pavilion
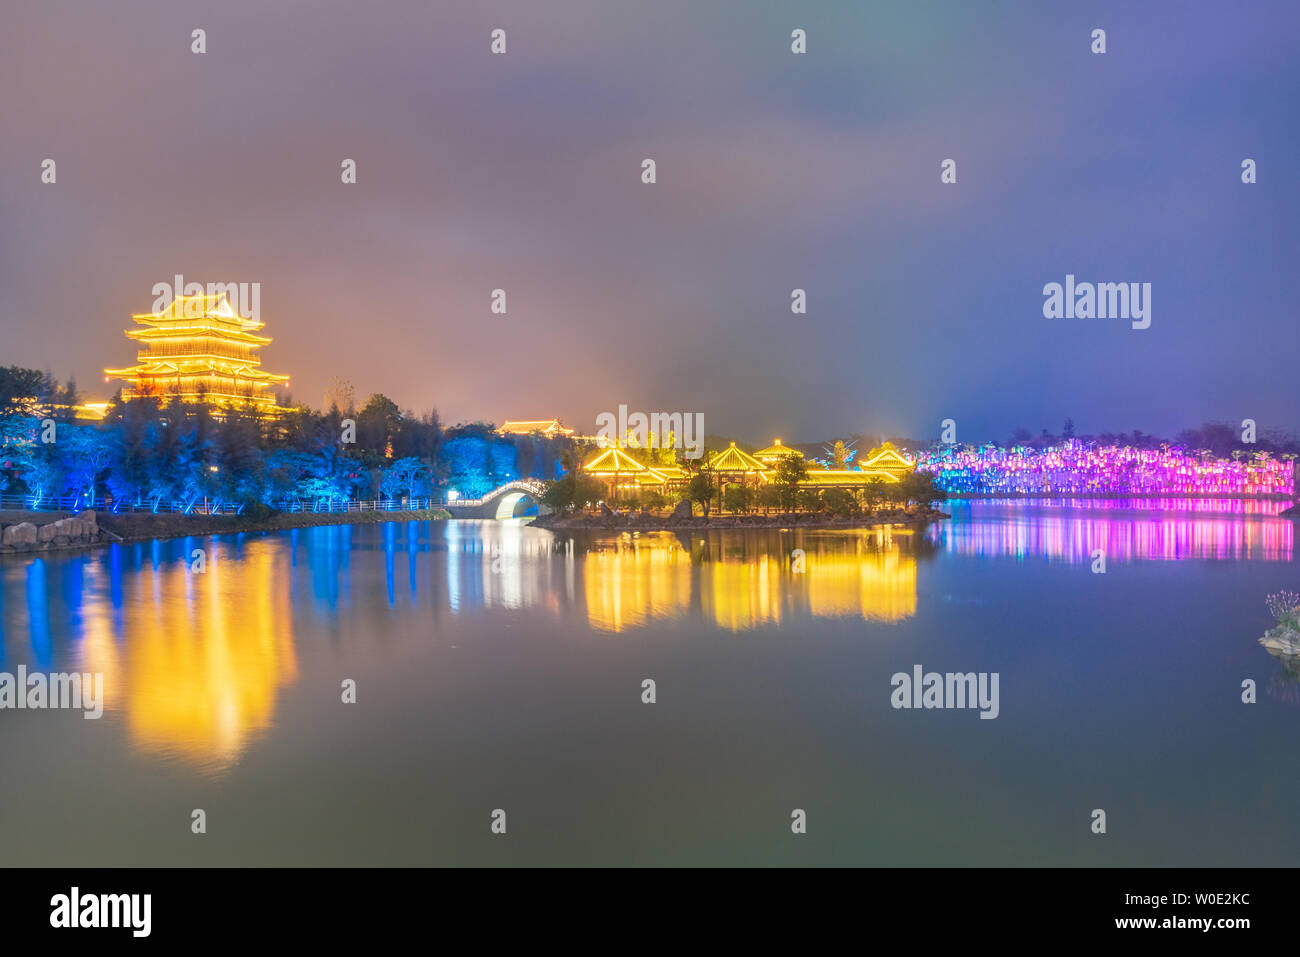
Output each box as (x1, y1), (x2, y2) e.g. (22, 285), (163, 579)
(581, 439), (914, 497)
(105, 293), (289, 415)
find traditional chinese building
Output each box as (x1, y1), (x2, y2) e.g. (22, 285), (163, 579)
(497, 418), (577, 438)
(105, 293), (289, 415)
(580, 438), (915, 499)
(754, 439), (804, 466)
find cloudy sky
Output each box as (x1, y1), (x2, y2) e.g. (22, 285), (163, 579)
(3, 0), (1296, 443)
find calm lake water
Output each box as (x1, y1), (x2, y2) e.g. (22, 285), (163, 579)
(1, 500), (1297, 866)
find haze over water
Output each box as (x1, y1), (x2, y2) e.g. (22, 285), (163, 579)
(1, 502), (1296, 865)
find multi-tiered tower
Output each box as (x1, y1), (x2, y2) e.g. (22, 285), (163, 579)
(105, 293), (289, 415)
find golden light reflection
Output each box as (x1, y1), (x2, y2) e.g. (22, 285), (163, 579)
(582, 534), (694, 632)
(582, 530), (919, 633)
(79, 543), (297, 774)
(803, 528), (917, 624)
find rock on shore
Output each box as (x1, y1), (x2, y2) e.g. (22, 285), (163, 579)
(0, 511), (107, 553)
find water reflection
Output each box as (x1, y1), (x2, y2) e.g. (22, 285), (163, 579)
(1, 502), (1292, 773)
(1261, 646), (1300, 707)
(580, 528), (923, 632)
(2, 537), (297, 776)
(932, 499), (1294, 562)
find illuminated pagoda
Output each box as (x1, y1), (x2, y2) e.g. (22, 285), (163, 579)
(105, 293), (289, 415)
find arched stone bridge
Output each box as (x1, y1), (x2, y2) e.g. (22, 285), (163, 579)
(443, 480), (552, 519)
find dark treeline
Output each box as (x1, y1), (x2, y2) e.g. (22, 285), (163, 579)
(0, 366), (571, 511)
(0, 366), (81, 415)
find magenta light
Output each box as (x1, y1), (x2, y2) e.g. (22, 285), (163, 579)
(917, 441), (1295, 497)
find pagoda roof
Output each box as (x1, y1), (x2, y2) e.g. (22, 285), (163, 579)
(127, 324), (272, 344)
(582, 446), (647, 473)
(127, 351), (268, 367)
(138, 293), (233, 320)
(106, 359), (288, 383)
(131, 294), (267, 332)
(707, 442), (767, 472)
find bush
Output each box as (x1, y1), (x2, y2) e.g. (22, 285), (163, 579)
(796, 488), (822, 513)
(686, 473), (716, 517)
(723, 483), (753, 514)
(240, 501), (281, 521)
(630, 489), (668, 511)
(821, 488), (855, 516)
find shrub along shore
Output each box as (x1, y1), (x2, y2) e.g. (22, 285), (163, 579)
(531, 501), (951, 532)
(0, 507), (451, 554)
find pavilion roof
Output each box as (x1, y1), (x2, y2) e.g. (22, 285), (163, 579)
(798, 469), (901, 486)
(651, 465), (687, 479)
(755, 439), (803, 459)
(499, 418), (575, 436)
(860, 447), (915, 470)
(582, 446), (647, 473)
(708, 442), (767, 472)
(626, 465), (690, 486)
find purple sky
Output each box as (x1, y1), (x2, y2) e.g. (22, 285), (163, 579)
(3, 0), (1297, 444)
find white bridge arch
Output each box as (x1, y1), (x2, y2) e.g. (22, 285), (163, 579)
(446, 480), (550, 519)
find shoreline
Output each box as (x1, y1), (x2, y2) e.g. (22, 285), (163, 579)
(0, 507), (452, 556)
(530, 507), (952, 532)
(2, 491), (1295, 556)
(943, 492), (1294, 501)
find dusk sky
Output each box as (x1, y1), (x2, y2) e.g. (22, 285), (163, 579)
(3, 0), (1297, 444)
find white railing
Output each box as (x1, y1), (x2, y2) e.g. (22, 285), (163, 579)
(0, 481), (549, 516)
(0, 493), (449, 516)
(445, 480), (546, 508)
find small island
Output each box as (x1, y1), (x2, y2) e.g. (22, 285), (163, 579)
(531, 440), (950, 531)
